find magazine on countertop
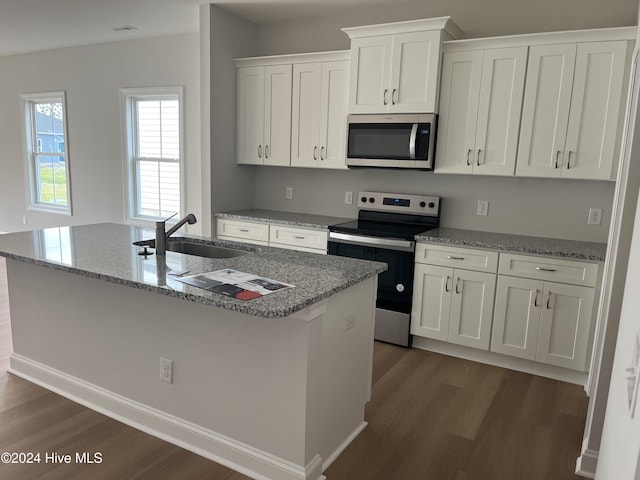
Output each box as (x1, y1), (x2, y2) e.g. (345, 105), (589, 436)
(176, 269), (295, 301)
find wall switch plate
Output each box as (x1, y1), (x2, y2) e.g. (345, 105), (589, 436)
(588, 208), (603, 225)
(160, 357), (173, 384)
(477, 200), (489, 216)
(22, 216), (28, 225)
(285, 186), (293, 200)
(345, 191), (353, 205)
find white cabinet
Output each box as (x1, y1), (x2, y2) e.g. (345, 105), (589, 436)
(516, 41), (629, 180)
(436, 46), (527, 175)
(217, 219), (270, 246)
(491, 254), (597, 371)
(411, 245), (497, 350)
(342, 17), (461, 114)
(291, 60), (349, 169)
(237, 64), (292, 166)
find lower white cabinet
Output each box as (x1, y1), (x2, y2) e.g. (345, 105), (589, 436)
(216, 219), (327, 253)
(411, 263), (496, 350)
(491, 255), (597, 371)
(217, 219), (269, 246)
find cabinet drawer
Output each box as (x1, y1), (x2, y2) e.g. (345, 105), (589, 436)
(415, 243), (498, 273)
(269, 225), (328, 251)
(217, 219), (269, 243)
(498, 253), (599, 287)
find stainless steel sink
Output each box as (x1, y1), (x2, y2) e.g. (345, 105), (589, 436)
(134, 239), (251, 259)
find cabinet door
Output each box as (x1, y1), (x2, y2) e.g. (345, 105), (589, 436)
(348, 35), (393, 114)
(237, 67), (265, 165)
(474, 47), (528, 176)
(562, 41), (628, 180)
(410, 264), (452, 341)
(448, 270), (496, 350)
(491, 276), (543, 360)
(291, 63), (322, 167)
(263, 65), (292, 166)
(536, 282), (595, 370)
(516, 44), (576, 178)
(435, 50), (482, 174)
(318, 61), (349, 169)
(389, 30), (441, 113)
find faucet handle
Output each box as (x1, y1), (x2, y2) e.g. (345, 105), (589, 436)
(163, 212), (178, 223)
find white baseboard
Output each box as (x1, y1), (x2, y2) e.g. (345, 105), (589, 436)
(576, 448), (598, 479)
(9, 353), (324, 480)
(322, 421), (367, 471)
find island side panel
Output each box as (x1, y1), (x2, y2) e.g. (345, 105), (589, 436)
(5, 259), (321, 471)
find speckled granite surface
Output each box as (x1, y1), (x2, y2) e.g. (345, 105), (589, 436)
(0, 223), (386, 318)
(215, 209), (353, 229)
(416, 228), (606, 261)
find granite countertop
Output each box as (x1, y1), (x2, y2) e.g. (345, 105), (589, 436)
(0, 223), (386, 318)
(416, 228), (607, 261)
(215, 209), (353, 229)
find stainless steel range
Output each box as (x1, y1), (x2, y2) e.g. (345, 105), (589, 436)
(328, 191), (440, 347)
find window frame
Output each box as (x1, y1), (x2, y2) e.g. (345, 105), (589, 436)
(120, 86), (185, 225)
(21, 91), (73, 215)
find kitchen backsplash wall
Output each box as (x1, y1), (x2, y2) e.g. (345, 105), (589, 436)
(254, 166), (615, 243)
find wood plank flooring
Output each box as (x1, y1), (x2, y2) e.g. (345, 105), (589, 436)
(0, 257), (588, 479)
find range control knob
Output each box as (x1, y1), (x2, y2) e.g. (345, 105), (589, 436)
(429, 202), (436, 208)
(419, 201), (426, 207)
(396, 284), (405, 293)
(361, 196), (367, 203)
(368, 197), (375, 203)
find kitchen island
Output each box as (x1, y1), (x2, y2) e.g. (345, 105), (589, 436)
(0, 223), (386, 480)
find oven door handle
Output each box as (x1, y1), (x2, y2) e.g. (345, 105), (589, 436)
(409, 123), (418, 160)
(329, 232), (415, 252)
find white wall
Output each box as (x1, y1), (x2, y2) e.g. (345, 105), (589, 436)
(0, 33), (201, 234)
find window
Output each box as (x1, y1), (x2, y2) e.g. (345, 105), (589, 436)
(22, 91), (72, 214)
(121, 87), (183, 222)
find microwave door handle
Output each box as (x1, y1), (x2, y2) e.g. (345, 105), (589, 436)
(409, 123), (418, 160)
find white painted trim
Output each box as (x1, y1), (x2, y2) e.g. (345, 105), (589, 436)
(322, 421), (367, 471)
(9, 354), (324, 480)
(411, 336), (588, 385)
(575, 447), (598, 479)
(443, 26), (636, 52)
(342, 16), (462, 40)
(234, 50), (350, 68)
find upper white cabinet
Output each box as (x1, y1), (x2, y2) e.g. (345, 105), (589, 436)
(516, 40), (629, 180)
(291, 59), (349, 169)
(436, 46), (528, 175)
(237, 64), (292, 166)
(343, 17), (462, 114)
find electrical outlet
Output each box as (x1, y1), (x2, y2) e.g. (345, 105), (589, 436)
(285, 186), (293, 200)
(588, 208), (603, 225)
(22, 216), (28, 225)
(477, 200), (489, 216)
(345, 191), (353, 205)
(160, 357), (173, 384)
(345, 313), (356, 331)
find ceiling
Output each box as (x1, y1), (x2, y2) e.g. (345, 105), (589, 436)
(0, 0), (638, 57)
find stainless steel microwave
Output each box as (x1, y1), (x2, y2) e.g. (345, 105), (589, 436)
(346, 113), (437, 170)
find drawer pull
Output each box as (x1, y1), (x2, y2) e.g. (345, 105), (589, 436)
(536, 266), (557, 272)
(447, 255), (465, 260)
(294, 236), (305, 240)
(238, 229), (250, 233)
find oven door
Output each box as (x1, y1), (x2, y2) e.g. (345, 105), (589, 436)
(328, 232), (415, 346)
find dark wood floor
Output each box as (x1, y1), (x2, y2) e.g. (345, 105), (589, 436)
(0, 257), (588, 479)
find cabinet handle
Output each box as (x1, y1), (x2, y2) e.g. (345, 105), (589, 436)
(477, 149), (482, 166)
(536, 266), (557, 272)
(391, 88), (397, 105)
(445, 275), (450, 292)
(466, 149), (472, 166)
(238, 229), (249, 233)
(555, 150), (562, 169)
(313, 146), (318, 160)
(265, 145), (270, 159)
(533, 289), (540, 307)
(383, 89), (389, 105)
(567, 150), (574, 169)
(294, 236), (305, 240)
(447, 255), (465, 260)
(321, 146), (326, 160)
(546, 292), (552, 310)
(455, 277), (462, 294)
(258, 145), (262, 159)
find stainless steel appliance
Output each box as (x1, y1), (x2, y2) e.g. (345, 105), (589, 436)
(328, 191), (440, 347)
(346, 114), (437, 170)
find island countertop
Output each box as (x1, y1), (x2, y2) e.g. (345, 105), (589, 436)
(0, 223), (386, 318)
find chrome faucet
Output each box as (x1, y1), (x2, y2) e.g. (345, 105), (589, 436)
(155, 213), (197, 255)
